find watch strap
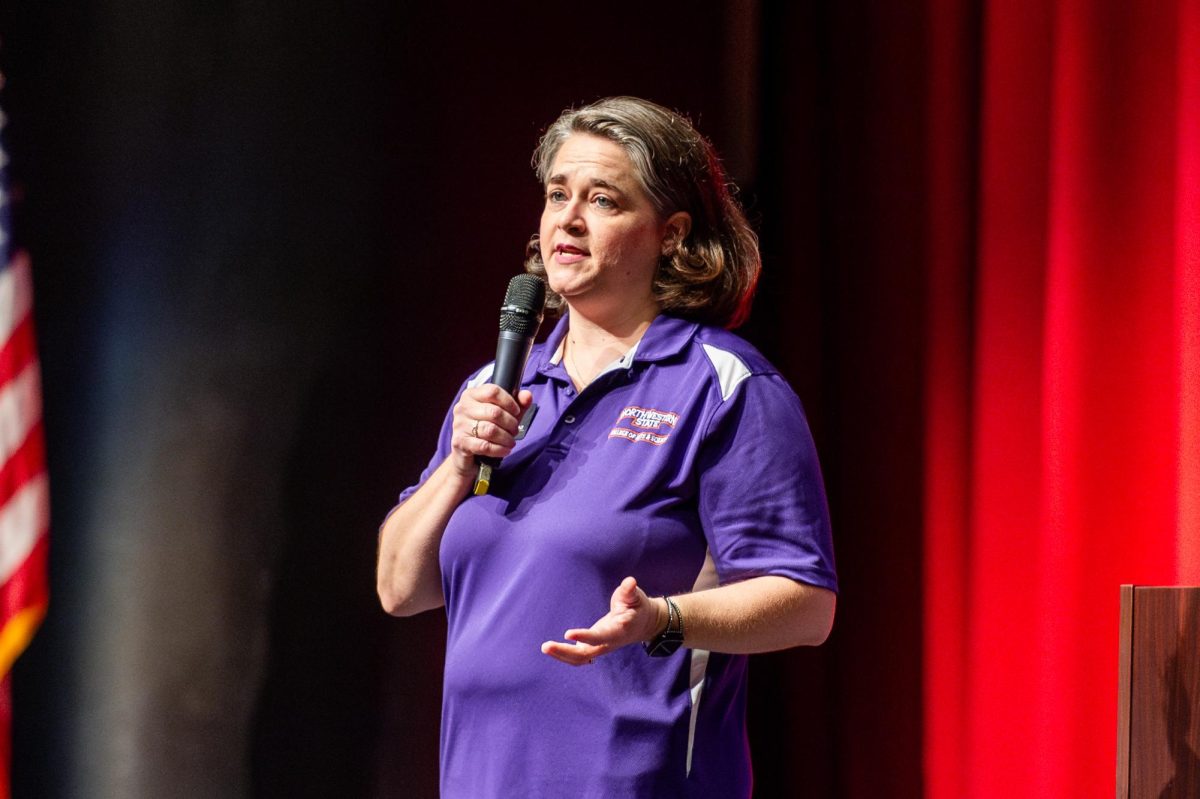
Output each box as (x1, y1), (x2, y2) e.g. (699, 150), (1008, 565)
(643, 596), (685, 657)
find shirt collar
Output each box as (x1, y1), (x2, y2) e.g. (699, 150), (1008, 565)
(632, 314), (701, 363)
(535, 312), (699, 378)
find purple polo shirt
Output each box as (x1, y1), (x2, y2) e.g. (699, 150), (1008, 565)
(397, 313), (837, 798)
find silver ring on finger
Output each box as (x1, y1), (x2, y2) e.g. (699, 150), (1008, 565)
(470, 419), (480, 438)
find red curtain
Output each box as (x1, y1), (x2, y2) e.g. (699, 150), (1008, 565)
(924, 0), (1200, 796)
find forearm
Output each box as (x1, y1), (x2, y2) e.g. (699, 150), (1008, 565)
(376, 456), (472, 616)
(543, 573), (836, 666)
(377, 385), (532, 617)
(663, 576), (836, 654)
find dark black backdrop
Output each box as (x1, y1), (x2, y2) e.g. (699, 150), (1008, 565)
(0, 1), (926, 796)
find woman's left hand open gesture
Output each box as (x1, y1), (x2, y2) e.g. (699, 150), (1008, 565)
(540, 577), (665, 666)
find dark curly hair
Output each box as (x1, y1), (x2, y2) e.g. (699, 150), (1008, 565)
(526, 96), (760, 329)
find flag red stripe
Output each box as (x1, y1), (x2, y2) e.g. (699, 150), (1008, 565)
(0, 420), (44, 511)
(0, 536), (48, 626)
(0, 315), (36, 389)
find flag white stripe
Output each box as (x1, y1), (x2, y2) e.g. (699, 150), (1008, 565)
(0, 474), (50, 584)
(0, 259), (33, 345)
(0, 362), (43, 466)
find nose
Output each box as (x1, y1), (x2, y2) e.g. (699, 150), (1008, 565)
(556, 197), (586, 235)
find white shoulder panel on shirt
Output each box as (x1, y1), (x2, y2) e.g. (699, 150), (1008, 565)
(467, 363), (495, 388)
(701, 343), (752, 401)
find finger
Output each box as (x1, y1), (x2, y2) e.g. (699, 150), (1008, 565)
(563, 628), (616, 649)
(467, 384), (523, 418)
(465, 404), (522, 439)
(451, 401), (521, 458)
(462, 399), (521, 434)
(450, 424), (515, 460)
(564, 611), (628, 638)
(456, 436), (514, 460)
(613, 576), (640, 606)
(540, 640), (602, 667)
(465, 418), (517, 449)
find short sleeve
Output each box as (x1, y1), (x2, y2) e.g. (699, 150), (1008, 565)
(696, 373), (838, 593)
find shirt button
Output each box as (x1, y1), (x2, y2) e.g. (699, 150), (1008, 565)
(564, 414), (576, 424)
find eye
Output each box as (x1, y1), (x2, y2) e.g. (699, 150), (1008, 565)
(546, 189), (567, 204)
(593, 195), (616, 210)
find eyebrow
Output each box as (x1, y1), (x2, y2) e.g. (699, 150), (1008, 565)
(546, 174), (629, 195)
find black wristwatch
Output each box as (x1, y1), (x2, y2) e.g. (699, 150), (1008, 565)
(643, 596), (685, 657)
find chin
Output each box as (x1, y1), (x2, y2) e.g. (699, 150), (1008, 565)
(546, 275), (587, 299)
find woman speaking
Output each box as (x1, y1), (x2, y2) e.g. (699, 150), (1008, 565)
(376, 96), (838, 798)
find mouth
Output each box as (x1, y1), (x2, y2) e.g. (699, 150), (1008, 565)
(552, 243), (588, 265)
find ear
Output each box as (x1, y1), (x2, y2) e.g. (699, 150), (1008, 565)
(661, 212), (693, 256)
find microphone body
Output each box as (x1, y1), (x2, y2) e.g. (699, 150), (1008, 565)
(474, 274), (546, 495)
(490, 329), (536, 398)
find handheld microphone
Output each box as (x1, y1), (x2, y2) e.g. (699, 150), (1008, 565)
(473, 273), (546, 495)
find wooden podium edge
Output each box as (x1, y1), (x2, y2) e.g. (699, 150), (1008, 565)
(1116, 584), (1133, 798)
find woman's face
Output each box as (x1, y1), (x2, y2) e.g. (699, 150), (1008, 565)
(539, 134), (686, 317)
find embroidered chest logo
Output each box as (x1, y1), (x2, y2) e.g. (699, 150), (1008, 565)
(609, 405), (681, 446)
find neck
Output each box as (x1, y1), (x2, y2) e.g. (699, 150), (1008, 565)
(567, 304), (657, 347)
(562, 300), (659, 390)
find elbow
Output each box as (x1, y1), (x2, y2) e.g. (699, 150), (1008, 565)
(376, 575), (419, 617)
(377, 585), (408, 617)
(379, 583), (422, 619)
(375, 544), (420, 616)
(796, 587), (837, 647)
(377, 572), (440, 617)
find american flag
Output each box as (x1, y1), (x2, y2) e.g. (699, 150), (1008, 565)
(0, 72), (50, 796)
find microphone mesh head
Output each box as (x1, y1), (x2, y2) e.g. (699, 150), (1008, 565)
(500, 274), (546, 335)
